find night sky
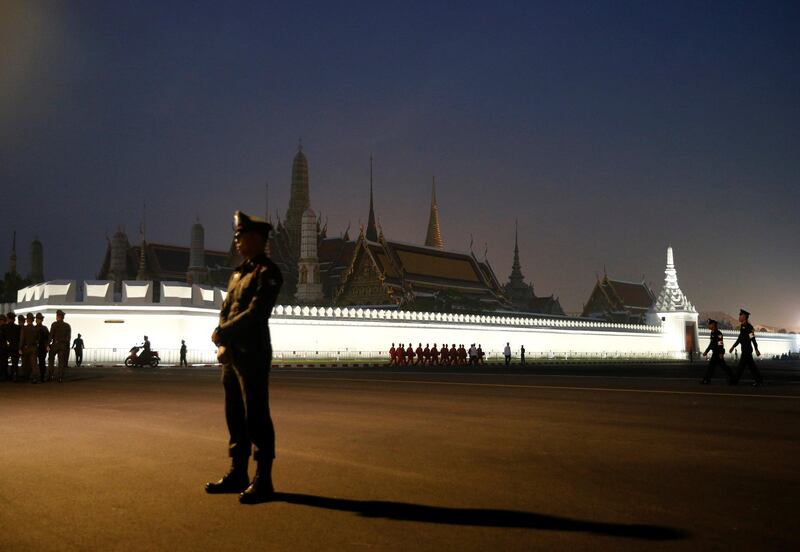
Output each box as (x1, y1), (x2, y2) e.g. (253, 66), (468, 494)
(1, 1), (798, 328)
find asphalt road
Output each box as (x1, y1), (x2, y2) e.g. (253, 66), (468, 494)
(1, 362), (799, 551)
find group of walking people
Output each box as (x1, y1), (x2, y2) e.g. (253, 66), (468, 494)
(0, 310), (80, 383)
(388, 342), (487, 366)
(702, 309), (763, 386)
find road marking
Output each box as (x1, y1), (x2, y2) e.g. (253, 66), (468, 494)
(273, 375), (800, 400)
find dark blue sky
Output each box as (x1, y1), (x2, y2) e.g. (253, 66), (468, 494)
(1, 1), (798, 328)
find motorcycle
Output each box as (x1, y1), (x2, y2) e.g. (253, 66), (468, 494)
(125, 345), (161, 368)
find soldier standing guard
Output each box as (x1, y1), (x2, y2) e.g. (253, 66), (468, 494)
(0, 315), (8, 381)
(729, 309), (763, 386)
(206, 211), (283, 504)
(48, 310), (71, 383)
(701, 319), (733, 384)
(20, 314), (39, 383)
(35, 313), (50, 382)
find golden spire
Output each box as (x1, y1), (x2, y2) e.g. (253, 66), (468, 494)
(424, 177), (444, 249)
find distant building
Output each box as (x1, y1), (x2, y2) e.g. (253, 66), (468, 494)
(582, 273), (656, 324)
(502, 220), (564, 316)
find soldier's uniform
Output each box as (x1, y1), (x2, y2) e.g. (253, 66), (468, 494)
(389, 344), (396, 365)
(20, 314), (39, 382)
(0, 318), (8, 381)
(731, 310), (763, 386)
(423, 344), (431, 365)
(48, 310), (72, 382)
(35, 314), (50, 382)
(206, 211), (282, 504)
(430, 344), (439, 365)
(406, 344), (414, 365)
(414, 344), (423, 365)
(450, 344), (458, 365)
(6, 316), (21, 381)
(702, 319), (733, 384)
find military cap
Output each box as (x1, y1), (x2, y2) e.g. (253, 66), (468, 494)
(26, 313), (34, 320)
(35, 313), (44, 319)
(234, 211), (272, 239)
(739, 309), (750, 317)
(56, 309), (65, 316)
(707, 318), (717, 325)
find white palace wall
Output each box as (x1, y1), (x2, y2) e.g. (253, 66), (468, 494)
(8, 280), (800, 364)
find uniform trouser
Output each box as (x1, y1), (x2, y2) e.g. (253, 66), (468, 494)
(222, 352), (275, 462)
(736, 352), (763, 384)
(48, 345), (69, 379)
(38, 351), (48, 380)
(22, 348), (38, 380)
(75, 350), (83, 367)
(180, 355), (187, 367)
(703, 353), (733, 381)
(9, 351), (19, 377)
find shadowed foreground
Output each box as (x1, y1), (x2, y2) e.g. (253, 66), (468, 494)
(1, 364), (798, 551)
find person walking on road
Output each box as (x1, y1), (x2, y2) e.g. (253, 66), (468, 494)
(701, 319), (733, 384)
(72, 334), (85, 367)
(729, 309), (763, 387)
(503, 343), (512, 367)
(179, 340), (188, 367)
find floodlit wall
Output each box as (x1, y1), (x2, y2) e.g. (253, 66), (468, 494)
(7, 280), (800, 364)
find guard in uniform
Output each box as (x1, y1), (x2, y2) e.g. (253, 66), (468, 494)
(701, 319), (733, 384)
(20, 313), (39, 382)
(35, 313), (50, 382)
(0, 315), (8, 381)
(729, 309), (763, 386)
(430, 343), (439, 365)
(389, 343), (397, 365)
(423, 343), (431, 365)
(206, 211), (282, 504)
(406, 343), (414, 365)
(48, 310), (72, 383)
(414, 343), (423, 365)
(7, 314), (22, 381)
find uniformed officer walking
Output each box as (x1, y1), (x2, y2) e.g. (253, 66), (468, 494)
(48, 310), (72, 383)
(72, 334), (85, 367)
(35, 313), (50, 382)
(206, 211), (283, 504)
(701, 318), (733, 384)
(729, 309), (763, 386)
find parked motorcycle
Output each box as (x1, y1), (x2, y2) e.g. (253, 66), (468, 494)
(125, 345), (160, 368)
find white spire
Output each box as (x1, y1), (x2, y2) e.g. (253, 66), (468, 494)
(655, 245), (695, 313)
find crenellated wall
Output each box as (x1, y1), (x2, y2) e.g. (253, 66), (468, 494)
(6, 280), (799, 364)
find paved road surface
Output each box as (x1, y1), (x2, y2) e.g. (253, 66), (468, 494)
(1, 362), (798, 551)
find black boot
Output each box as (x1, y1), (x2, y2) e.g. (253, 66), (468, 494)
(205, 458), (250, 494)
(239, 459), (274, 504)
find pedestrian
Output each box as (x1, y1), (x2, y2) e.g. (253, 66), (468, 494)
(468, 344), (477, 365)
(206, 211), (283, 504)
(520, 345), (526, 366)
(449, 343), (458, 365)
(72, 334), (85, 367)
(477, 344), (484, 364)
(430, 343), (439, 365)
(7, 314), (22, 381)
(398, 343), (406, 366)
(389, 343), (397, 365)
(48, 309), (72, 383)
(406, 343), (414, 366)
(35, 313), (49, 382)
(701, 318), (733, 384)
(729, 309), (763, 386)
(179, 339), (188, 367)
(440, 343), (449, 365)
(20, 313), (39, 383)
(423, 343), (431, 365)
(503, 342), (512, 367)
(0, 315), (8, 381)
(414, 343), (423, 365)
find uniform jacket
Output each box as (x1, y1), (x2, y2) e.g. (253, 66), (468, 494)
(49, 320), (72, 348)
(733, 322), (758, 354)
(704, 329), (725, 355)
(216, 252), (283, 356)
(37, 325), (50, 353)
(20, 325), (38, 353)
